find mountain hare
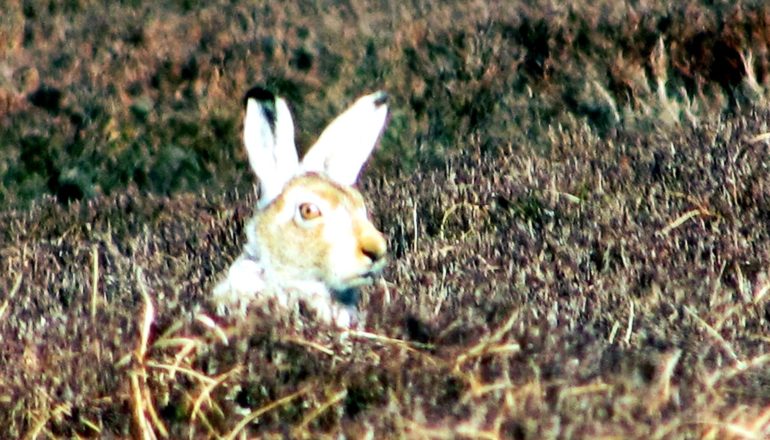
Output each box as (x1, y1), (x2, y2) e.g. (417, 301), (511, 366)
(214, 87), (389, 327)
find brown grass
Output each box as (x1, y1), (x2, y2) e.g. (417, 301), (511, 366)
(2, 0), (770, 438)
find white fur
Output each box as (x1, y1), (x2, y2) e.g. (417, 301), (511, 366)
(243, 97), (299, 206)
(300, 91), (389, 185)
(214, 88), (388, 327)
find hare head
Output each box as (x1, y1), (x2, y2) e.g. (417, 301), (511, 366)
(214, 87), (389, 326)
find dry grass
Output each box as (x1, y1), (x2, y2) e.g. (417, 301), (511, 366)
(2, 108), (770, 437)
(2, 0), (770, 438)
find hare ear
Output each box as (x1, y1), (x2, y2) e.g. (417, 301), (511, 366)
(243, 87), (299, 205)
(300, 91), (388, 186)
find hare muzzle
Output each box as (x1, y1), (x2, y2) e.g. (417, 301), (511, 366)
(356, 220), (387, 268)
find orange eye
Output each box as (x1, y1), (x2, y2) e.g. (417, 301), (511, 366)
(298, 202), (321, 220)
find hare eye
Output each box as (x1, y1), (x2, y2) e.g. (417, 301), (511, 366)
(298, 202), (321, 220)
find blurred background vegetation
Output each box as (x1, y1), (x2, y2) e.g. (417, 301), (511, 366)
(2, 0), (770, 208)
(3, 2), (770, 437)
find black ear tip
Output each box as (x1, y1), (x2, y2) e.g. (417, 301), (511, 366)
(373, 90), (388, 107)
(243, 86), (275, 107)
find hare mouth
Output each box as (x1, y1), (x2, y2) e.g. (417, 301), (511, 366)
(340, 267), (383, 288)
(342, 273), (377, 287)
(334, 258), (386, 289)
(369, 257), (387, 274)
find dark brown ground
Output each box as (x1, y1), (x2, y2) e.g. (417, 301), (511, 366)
(2, 1), (770, 438)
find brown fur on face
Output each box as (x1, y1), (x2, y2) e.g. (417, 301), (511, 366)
(250, 173), (386, 290)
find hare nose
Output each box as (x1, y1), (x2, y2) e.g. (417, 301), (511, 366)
(362, 243), (385, 263)
(360, 229), (387, 263)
